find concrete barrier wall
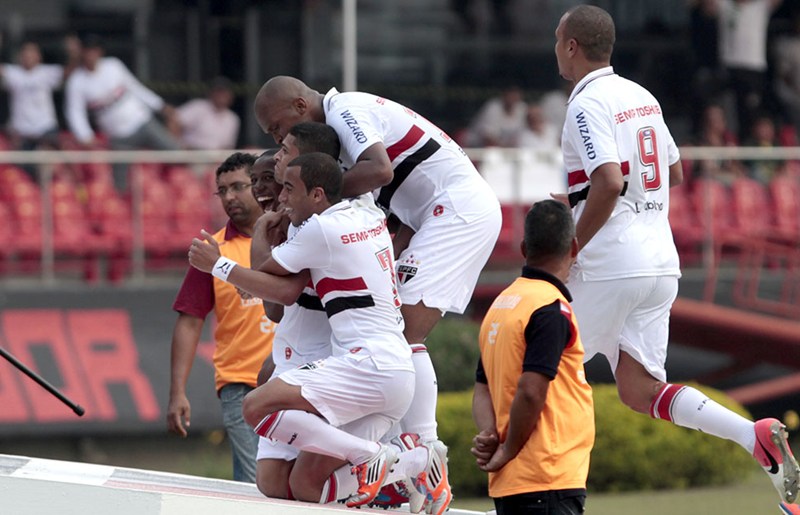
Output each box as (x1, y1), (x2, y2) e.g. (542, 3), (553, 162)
(0, 454), (486, 515)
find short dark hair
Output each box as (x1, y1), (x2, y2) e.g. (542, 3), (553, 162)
(523, 200), (575, 264)
(287, 152), (342, 203)
(288, 122), (341, 159)
(564, 5), (615, 63)
(81, 33), (105, 50)
(216, 152), (256, 178)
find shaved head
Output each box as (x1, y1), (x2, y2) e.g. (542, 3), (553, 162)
(562, 5), (615, 63)
(254, 76), (323, 144)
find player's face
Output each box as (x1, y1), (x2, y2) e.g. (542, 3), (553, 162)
(554, 14), (573, 82)
(249, 159), (282, 212)
(216, 168), (261, 225)
(273, 133), (301, 184)
(256, 100), (308, 145)
(18, 44), (41, 69)
(279, 165), (318, 227)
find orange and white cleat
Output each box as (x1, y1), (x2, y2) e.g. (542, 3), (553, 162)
(414, 440), (452, 515)
(754, 418), (800, 504)
(346, 444), (398, 508)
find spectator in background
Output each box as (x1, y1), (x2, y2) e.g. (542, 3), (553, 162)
(65, 34), (180, 191)
(539, 81), (571, 131)
(517, 103), (559, 151)
(744, 112), (783, 184)
(465, 85), (528, 147)
(715, 0), (783, 139)
(688, 0), (722, 135)
(1, 37), (80, 158)
(174, 76), (240, 150)
(774, 11), (800, 140)
(694, 103), (745, 185)
(167, 152), (276, 484)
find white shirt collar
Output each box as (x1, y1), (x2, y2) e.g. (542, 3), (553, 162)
(567, 66), (616, 104)
(323, 87), (340, 116)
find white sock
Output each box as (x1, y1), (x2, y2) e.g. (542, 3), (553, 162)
(402, 345), (439, 441)
(650, 383), (756, 453)
(320, 465), (359, 503)
(385, 447), (428, 484)
(255, 410), (380, 464)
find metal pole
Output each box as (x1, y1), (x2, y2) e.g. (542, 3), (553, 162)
(39, 163), (54, 284)
(342, 0), (357, 91)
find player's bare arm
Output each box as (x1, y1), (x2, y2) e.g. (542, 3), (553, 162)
(482, 371), (550, 472)
(341, 142), (394, 198)
(668, 160), (684, 188)
(575, 163), (623, 251)
(188, 230), (307, 305)
(251, 212), (288, 321)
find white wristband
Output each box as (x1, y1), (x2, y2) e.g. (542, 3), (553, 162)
(211, 256), (237, 282)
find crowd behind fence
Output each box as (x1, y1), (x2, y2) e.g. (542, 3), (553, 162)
(0, 147), (798, 317)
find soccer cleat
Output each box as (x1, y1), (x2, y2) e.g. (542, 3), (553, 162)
(368, 481), (411, 510)
(780, 502), (800, 514)
(389, 433), (428, 513)
(753, 418), (800, 504)
(414, 440), (453, 515)
(346, 444), (398, 508)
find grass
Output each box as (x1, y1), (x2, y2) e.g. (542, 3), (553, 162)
(451, 471), (785, 514)
(1, 434), (793, 514)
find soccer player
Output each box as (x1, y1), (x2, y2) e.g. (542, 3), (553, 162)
(555, 4), (799, 504)
(473, 199), (594, 515)
(189, 153), (447, 508)
(254, 78), (501, 506)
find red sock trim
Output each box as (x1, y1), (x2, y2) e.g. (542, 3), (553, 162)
(254, 411), (283, 438)
(650, 384), (685, 422)
(409, 343), (427, 354)
(325, 473), (338, 503)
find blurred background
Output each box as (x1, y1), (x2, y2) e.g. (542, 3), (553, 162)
(0, 0), (798, 510)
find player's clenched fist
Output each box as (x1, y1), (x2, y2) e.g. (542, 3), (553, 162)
(188, 229), (221, 273)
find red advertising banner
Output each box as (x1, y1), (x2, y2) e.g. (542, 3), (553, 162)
(0, 285), (221, 436)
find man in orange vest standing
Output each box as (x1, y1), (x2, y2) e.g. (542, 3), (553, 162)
(167, 152), (276, 483)
(472, 200), (594, 514)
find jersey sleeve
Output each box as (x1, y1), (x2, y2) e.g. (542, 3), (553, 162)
(43, 65), (64, 87)
(172, 266), (214, 319)
(564, 96), (619, 176)
(475, 355), (488, 384)
(1, 65), (20, 89)
(271, 216), (332, 273)
(665, 126), (680, 166)
(326, 98), (385, 161)
(522, 299), (572, 379)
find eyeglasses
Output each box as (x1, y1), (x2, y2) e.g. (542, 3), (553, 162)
(214, 182), (252, 197)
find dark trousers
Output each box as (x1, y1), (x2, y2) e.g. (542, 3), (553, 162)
(494, 489), (586, 515)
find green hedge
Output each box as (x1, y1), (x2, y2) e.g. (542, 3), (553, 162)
(427, 315), (482, 392)
(437, 384), (757, 498)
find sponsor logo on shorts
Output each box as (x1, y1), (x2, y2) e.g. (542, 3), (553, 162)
(287, 433), (298, 445)
(433, 205), (444, 216)
(297, 359), (325, 371)
(349, 346), (363, 354)
(397, 264), (418, 284)
(285, 347), (292, 361)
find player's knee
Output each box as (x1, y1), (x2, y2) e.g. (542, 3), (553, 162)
(257, 459), (293, 499)
(257, 472), (287, 498)
(288, 473), (322, 503)
(241, 393), (265, 428)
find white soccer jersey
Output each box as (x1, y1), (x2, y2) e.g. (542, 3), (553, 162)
(271, 200), (412, 371)
(2, 64), (62, 137)
(271, 221), (332, 375)
(65, 57), (164, 143)
(322, 88), (498, 232)
(562, 66), (681, 281)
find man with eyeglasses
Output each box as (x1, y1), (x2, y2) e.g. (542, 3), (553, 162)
(167, 151), (276, 483)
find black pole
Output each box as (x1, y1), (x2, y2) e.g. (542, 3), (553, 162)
(0, 346), (85, 417)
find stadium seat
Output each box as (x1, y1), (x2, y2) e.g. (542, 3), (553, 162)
(669, 184), (703, 264)
(770, 175), (800, 243)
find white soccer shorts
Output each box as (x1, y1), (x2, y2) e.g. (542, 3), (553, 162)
(396, 202), (501, 314)
(278, 353), (415, 429)
(568, 274), (679, 382)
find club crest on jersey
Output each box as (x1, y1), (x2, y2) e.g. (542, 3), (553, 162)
(397, 264), (418, 284)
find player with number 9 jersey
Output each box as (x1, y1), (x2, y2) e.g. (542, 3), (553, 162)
(562, 68), (681, 282)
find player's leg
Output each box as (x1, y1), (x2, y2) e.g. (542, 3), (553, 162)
(618, 275), (799, 504)
(255, 436), (297, 498)
(219, 383), (258, 483)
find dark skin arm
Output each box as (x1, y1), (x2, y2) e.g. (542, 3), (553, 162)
(478, 371), (551, 472)
(575, 162), (624, 252)
(250, 213), (286, 322)
(471, 382), (500, 468)
(669, 161), (683, 188)
(167, 313), (204, 437)
(340, 142), (395, 198)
